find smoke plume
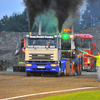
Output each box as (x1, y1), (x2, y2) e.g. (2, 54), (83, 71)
(23, 0), (87, 32)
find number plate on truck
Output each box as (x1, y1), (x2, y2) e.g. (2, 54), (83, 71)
(37, 66), (45, 69)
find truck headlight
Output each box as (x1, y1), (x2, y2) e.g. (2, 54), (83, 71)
(69, 35), (74, 38)
(26, 64), (32, 66)
(51, 64), (57, 67)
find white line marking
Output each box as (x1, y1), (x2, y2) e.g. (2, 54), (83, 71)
(1, 86), (100, 100)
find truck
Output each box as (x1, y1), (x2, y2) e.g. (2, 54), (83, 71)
(74, 34), (96, 72)
(24, 26), (82, 76)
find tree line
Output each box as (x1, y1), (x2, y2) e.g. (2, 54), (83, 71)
(0, 0), (100, 33)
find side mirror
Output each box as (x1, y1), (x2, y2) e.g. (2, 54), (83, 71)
(93, 44), (96, 49)
(14, 49), (20, 56)
(14, 39), (22, 56)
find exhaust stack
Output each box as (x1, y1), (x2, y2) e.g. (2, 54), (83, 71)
(71, 23), (75, 50)
(38, 22), (42, 35)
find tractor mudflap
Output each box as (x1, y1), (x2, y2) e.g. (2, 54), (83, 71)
(65, 60), (70, 76)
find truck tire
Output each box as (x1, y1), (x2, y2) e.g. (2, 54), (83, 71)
(32, 72), (36, 76)
(79, 64), (82, 75)
(55, 72), (60, 77)
(23, 67), (25, 72)
(13, 66), (16, 72)
(19, 67), (25, 72)
(19, 67), (22, 72)
(65, 61), (70, 76)
(36, 73), (41, 76)
(75, 62), (80, 75)
(15, 66), (19, 72)
(26, 72), (31, 76)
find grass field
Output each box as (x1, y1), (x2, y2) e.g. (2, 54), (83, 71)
(37, 90), (100, 100)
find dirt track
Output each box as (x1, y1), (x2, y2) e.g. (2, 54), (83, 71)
(0, 71), (100, 100)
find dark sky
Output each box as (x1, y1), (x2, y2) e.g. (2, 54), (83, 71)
(0, 0), (25, 19)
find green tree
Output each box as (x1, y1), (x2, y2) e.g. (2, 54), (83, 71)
(79, 0), (100, 30)
(0, 11), (29, 32)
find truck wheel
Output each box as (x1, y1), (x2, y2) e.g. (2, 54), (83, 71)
(19, 67), (24, 72)
(19, 67), (22, 72)
(32, 72), (36, 76)
(65, 61), (70, 76)
(23, 67), (25, 72)
(55, 71), (60, 77)
(26, 72), (31, 76)
(15, 66), (19, 72)
(13, 66), (16, 72)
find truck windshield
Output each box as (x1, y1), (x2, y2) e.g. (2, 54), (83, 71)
(26, 38), (57, 48)
(76, 38), (92, 50)
(61, 39), (71, 50)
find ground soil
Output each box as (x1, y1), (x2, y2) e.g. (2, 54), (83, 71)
(0, 71), (100, 100)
